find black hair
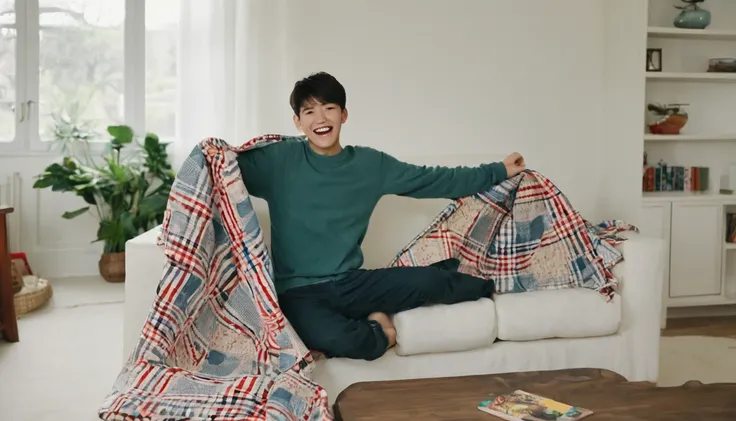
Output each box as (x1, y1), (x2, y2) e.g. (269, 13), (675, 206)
(289, 72), (347, 116)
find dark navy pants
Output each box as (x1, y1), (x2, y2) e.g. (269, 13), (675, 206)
(278, 260), (495, 361)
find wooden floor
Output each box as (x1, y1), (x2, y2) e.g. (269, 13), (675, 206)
(662, 316), (736, 339)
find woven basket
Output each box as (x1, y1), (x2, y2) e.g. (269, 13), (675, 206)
(99, 252), (126, 283)
(14, 275), (53, 316)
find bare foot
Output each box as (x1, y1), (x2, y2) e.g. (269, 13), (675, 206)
(368, 312), (397, 349)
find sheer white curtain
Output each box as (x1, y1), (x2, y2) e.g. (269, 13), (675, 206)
(175, 0), (293, 170)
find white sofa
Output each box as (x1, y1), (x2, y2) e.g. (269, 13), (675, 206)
(122, 195), (664, 405)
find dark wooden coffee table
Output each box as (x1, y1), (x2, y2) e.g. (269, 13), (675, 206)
(334, 368), (736, 420)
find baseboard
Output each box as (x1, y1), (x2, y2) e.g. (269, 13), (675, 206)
(667, 304), (736, 319)
(30, 248), (101, 279)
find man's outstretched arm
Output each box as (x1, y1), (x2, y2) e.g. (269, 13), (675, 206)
(379, 151), (525, 199)
(235, 142), (289, 199)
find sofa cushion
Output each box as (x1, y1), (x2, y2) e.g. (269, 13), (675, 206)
(393, 298), (497, 356)
(494, 288), (621, 341)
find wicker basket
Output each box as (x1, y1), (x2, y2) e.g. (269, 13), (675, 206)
(99, 252), (126, 283)
(14, 275), (53, 316)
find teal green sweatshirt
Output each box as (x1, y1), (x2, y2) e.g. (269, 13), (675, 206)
(236, 137), (508, 293)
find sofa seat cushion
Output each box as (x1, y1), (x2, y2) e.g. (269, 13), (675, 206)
(392, 298), (497, 356)
(494, 288), (621, 341)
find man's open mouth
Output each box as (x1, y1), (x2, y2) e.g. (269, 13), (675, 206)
(314, 126), (333, 136)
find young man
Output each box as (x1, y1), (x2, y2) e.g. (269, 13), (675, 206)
(237, 72), (525, 361)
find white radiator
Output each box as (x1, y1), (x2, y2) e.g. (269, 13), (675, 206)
(0, 172), (21, 252)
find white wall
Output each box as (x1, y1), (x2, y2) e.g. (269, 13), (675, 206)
(279, 0), (646, 222)
(0, 0), (648, 277)
(601, 0), (648, 223)
(280, 0), (608, 217)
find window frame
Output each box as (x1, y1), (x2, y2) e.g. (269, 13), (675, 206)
(0, 0), (150, 155)
(0, 0), (29, 153)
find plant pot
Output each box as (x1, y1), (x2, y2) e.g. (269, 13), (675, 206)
(99, 252), (126, 283)
(649, 114), (688, 135)
(647, 103), (689, 135)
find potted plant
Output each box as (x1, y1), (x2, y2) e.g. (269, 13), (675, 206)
(647, 102), (689, 135)
(673, 0), (711, 29)
(33, 119), (174, 282)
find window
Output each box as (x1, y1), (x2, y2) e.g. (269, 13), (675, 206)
(0, 0), (179, 152)
(145, 0), (178, 140)
(38, 0), (125, 141)
(0, 0), (18, 144)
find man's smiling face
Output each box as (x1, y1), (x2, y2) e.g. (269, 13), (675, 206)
(294, 97), (348, 156)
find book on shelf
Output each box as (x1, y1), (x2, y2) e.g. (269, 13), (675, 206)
(642, 164), (709, 193)
(477, 390), (593, 421)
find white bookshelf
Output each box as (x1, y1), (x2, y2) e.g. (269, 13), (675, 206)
(644, 1), (736, 199)
(647, 26), (736, 40)
(643, 192), (736, 203)
(643, 0), (736, 315)
(646, 72), (736, 82)
(644, 133), (736, 142)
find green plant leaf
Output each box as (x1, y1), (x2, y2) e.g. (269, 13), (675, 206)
(107, 125), (134, 144)
(138, 193), (169, 217)
(32, 175), (56, 189)
(144, 132), (160, 148)
(62, 206), (90, 219)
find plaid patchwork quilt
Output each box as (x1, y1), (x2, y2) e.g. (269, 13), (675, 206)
(98, 135), (633, 420)
(98, 135), (332, 421)
(389, 170), (636, 300)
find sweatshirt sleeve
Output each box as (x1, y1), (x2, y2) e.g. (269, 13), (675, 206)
(236, 143), (283, 199)
(378, 152), (509, 199)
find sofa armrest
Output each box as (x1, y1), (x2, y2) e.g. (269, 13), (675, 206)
(610, 231), (665, 382)
(122, 225), (167, 364)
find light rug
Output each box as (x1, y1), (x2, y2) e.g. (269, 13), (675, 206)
(658, 335), (736, 386)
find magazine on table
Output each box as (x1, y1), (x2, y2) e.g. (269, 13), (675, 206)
(477, 390), (593, 421)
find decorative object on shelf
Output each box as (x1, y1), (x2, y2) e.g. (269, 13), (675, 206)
(673, 0), (711, 29)
(647, 103), (688, 135)
(726, 213), (736, 243)
(707, 58), (736, 73)
(642, 160), (709, 193)
(32, 120), (175, 283)
(646, 48), (662, 72)
(721, 164), (736, 195)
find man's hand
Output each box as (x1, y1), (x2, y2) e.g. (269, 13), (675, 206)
(503, 152), (526, 178)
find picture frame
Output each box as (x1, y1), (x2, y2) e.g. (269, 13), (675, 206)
(646, 48), (662, 72)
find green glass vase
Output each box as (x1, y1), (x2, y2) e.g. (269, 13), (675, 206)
(674, 5), (711, 29)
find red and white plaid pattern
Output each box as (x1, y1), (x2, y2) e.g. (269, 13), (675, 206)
(389, 170), (631, 299)
(99, 135), (333, 421)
